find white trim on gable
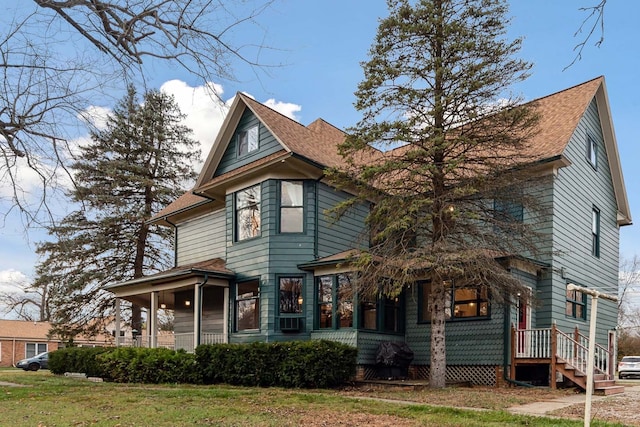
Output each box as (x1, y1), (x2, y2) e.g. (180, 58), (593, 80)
(594, 80), (632, 226)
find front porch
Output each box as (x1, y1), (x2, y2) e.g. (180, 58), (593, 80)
(116, 332), (226, 353)
(106, 259), (235, 353)
(511, 324), (622, 394)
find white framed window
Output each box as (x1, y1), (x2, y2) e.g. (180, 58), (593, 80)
(280, 181), (304, 233)
(26, 342), (47, 358)
(237, 125), (259, 156)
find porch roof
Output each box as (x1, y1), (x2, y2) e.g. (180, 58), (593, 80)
(105, 258), (234, 291)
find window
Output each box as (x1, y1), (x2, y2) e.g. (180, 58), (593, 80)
(317, 276), (333, 329)
(592, 207), (600, 257)
(419, 281), (489, 321)
(235, 184), (261, 241)
(359, 293), (403, 333)
(26, 342), (47, 358)
(587, 134), (597, 168)
(566, 285), (587, 320)
(279, 277), (303, 314)
(494, 198), (524, 223)
(316, 274), (354, 329)
(238, 125), (259, 156)
(236, 280), (260, 331)
(280, 181), (304, 233)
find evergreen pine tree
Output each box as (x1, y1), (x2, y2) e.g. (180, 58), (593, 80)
(34, 86), (200, 340)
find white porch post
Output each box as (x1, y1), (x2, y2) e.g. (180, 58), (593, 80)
(194, 284), (202, 349)
(115, 297), (121, 347)
(150, 291), (158, 348)
(223, 287), (229, 343)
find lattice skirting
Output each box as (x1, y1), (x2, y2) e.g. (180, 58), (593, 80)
(358, 364), (500, 386)
(410, 364), (499, 386)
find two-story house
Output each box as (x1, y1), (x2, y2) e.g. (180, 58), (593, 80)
(106, 76), (632, 388)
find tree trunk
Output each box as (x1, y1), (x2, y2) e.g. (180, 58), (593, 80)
(429, 280), (447, 388)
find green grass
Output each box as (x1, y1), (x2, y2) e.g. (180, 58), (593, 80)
(0, 369), (626, 426)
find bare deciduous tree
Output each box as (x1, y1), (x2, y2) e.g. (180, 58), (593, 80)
(566, 0), (607, 69)
(1, 0), (275, 225)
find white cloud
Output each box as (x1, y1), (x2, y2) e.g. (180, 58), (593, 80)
(263, 99), (302, 121)
(77, 105), (111, 131)
(0, 268), (29, 294)
(160, 80), (229, 162)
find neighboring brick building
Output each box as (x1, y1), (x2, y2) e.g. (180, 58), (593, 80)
(0, 320), (114, 367)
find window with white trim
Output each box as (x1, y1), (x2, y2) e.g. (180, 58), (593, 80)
(26, 342), (47, 358)
(280, 181), (304, 233)
(238, 125), (259, 156)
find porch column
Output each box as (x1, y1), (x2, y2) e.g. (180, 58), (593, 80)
(193, 284), (202, 349)
(150, 291), (158, 348)
(115, 298), (121, 347)
(223, 287), (229, 343)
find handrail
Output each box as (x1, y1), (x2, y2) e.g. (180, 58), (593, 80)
(514, 327), (612, 380)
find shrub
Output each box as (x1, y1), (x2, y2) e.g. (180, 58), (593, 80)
(196, 340), (356, 388)
(98, 347), (201, 384)
(48, 347), (112, 377)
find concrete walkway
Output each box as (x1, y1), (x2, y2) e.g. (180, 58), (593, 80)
(507, 385), (640, 417)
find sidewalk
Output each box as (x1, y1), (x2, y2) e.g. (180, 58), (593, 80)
(507, 384), (640, 417)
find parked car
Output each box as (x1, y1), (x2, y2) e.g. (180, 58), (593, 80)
(15, 352), (49, 371)
(618, 356), (640, 379)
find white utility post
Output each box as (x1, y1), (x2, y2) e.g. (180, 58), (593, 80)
(566, 283), (618, 427)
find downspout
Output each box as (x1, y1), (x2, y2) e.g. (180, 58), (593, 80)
(164, 217), (178, 268)
(503, 300), (534, 388)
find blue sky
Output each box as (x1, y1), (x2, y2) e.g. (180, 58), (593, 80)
(1, 1), (638, 301)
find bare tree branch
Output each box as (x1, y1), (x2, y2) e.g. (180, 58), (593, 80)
(565, 0), (606, 70)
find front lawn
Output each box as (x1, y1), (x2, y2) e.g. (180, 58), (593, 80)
(0, 369), (624, 426)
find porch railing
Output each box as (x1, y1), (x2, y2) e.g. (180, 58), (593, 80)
(513, 325), (612, 379)
(117, 332), (226, 352)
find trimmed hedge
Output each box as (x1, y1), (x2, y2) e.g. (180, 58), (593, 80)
(98, 347), (201, 384)
(49, 340), (357, 388)
(196, 340), (357, 388)
(49, 347), (111, 377)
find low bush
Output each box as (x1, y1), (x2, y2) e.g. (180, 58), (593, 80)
(98, 347), (201, 384)
(48, 347), (112, 377)
(196, 340), (357, 388)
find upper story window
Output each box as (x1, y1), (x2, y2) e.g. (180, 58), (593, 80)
(236, 280), (260, 331)
(587, 134), (598, 169)
(494, 198), (524, 223)
(419, 280), (490, 322)
(280, 181), (304, 233)
(279, 277), (303, 314)
(238, 125), (259, 157)
(566, 284), (587, 320)
(235, 184), (261, 241)
(592, 207), (600, 257)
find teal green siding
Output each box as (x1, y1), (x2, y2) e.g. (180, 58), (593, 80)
(215, 109), (284, 177)
(317, 183), (369, 257)
(543, 99), (619, 344)
(404, 284), (508, 366)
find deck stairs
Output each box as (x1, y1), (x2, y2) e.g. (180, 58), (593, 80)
(512, 324), (624, 395)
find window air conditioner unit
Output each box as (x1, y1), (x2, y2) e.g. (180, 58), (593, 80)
(279, 317), (303, 332)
